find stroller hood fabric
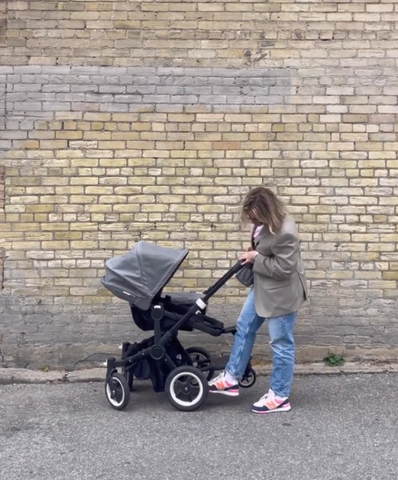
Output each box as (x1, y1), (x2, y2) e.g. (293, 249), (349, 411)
(101, 241), (188, 310)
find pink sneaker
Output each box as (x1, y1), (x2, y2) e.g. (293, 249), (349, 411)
(252, 389), (291, 414)
(208, 372), (239, 397)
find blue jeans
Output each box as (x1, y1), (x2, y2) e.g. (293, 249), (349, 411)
(225, 288), (296, 398)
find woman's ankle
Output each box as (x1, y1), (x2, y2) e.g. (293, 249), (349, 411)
(224, 371), (238, 385)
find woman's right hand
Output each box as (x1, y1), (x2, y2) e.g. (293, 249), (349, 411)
(240, 250), (258, 265)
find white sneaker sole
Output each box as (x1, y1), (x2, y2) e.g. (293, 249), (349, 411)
(251, 404), (292, 414)
(209, 389), (239, 397)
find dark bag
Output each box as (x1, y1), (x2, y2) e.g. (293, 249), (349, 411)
(235, 263), (254, 287)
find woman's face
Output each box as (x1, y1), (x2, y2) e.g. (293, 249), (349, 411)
(247, 210), (262, 227)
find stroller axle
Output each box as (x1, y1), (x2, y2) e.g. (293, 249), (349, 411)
(150, 345), (165, 361)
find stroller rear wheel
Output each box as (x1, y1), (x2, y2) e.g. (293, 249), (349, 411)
(165, 366), (208, 412)
(186, 347), (215, 381)
(105, 372), (130, 410)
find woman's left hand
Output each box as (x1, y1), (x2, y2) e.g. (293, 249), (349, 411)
(240, 250), (258, 265)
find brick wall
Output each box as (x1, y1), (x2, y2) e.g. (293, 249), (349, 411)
(1, 0), (398, 367)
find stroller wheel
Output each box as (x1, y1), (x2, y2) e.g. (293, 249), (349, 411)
(239, 368), (257, 389)
(105, 372), (130, 410)
(186, 347), (215, 381)
(165, 366), (208, 412)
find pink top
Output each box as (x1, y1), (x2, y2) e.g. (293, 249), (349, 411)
(253, 225), (263, 238)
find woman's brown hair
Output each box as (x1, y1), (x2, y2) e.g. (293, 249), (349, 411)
(241, 187), (286, 234)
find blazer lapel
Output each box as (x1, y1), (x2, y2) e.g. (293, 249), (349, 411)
(253, 225), (270, 247)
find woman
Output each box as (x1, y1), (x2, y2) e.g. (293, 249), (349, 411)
(209, 187), (307, 414)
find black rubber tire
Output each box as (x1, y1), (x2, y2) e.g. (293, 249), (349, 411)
(105, 372), (130, 410)
(165, 366), (209, 412)
(239, 368), (257, 389)
(186, 347), (215, 381)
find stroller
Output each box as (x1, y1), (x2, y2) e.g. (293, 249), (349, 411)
(101, 241), (257, 412)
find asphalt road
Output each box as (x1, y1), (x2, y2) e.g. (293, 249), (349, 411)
(1, 374), (397, 480)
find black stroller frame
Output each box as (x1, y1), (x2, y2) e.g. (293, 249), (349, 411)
(102, 241), (257, 412)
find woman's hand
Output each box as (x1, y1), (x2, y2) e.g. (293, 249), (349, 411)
(240, 250), (258, 265)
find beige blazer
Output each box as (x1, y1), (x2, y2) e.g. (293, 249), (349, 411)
(252, 215), (308, 318)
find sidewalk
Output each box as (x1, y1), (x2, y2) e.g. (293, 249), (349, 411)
(1, 373), (397, 480)
(1, 362), (398, 384)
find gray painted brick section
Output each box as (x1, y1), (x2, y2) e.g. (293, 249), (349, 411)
(12, 102), (43, 111)
(99, 67), (128, 75)
(104, 76), (132, 85)
(187, 87), (213, 94)
(127, 67), (160, 75)
(100, 103), (128, 112)
(14, 84), (42, 92)
(0, 67), (13, 74)
(70, 67), (100, 75)
(170, 95), (198, 104)
(100, 86), (126, 94)
(41, 66), (72, 75)
(43, 103), (72, 111)
(142, 95), (170, 103)
(7, 75), (22, 84)
(71, 85), (99, 93)
(126, 86), (156, 94)
(114, 94), (142, 103)
(3, 66), (296, 121)
(13, 66), (42, 74)
(156, 87), (185, 95)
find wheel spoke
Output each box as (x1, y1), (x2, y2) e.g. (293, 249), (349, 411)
(176, 387), (192, 400)
(173, 376), (201, 402)
(179, 378), (188, 388)
(190, 385), (200, 397)
(114, 383), (122, 401)
(174, 379), (185, 396)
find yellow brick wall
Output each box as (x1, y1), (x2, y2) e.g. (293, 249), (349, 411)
(3, 0), (398, 69)
(1, 0), (398, 367)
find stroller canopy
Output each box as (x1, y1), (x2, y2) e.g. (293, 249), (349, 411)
(101, 241), (188, 310)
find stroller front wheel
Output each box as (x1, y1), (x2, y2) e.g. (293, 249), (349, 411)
(165, 366), (208, 412)
(105, 372), (130, 410)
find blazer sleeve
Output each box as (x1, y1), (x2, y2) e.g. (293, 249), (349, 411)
(253, 232), (299, 280)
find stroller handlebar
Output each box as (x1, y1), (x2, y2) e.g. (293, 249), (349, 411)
(202, 260), (245, 302)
